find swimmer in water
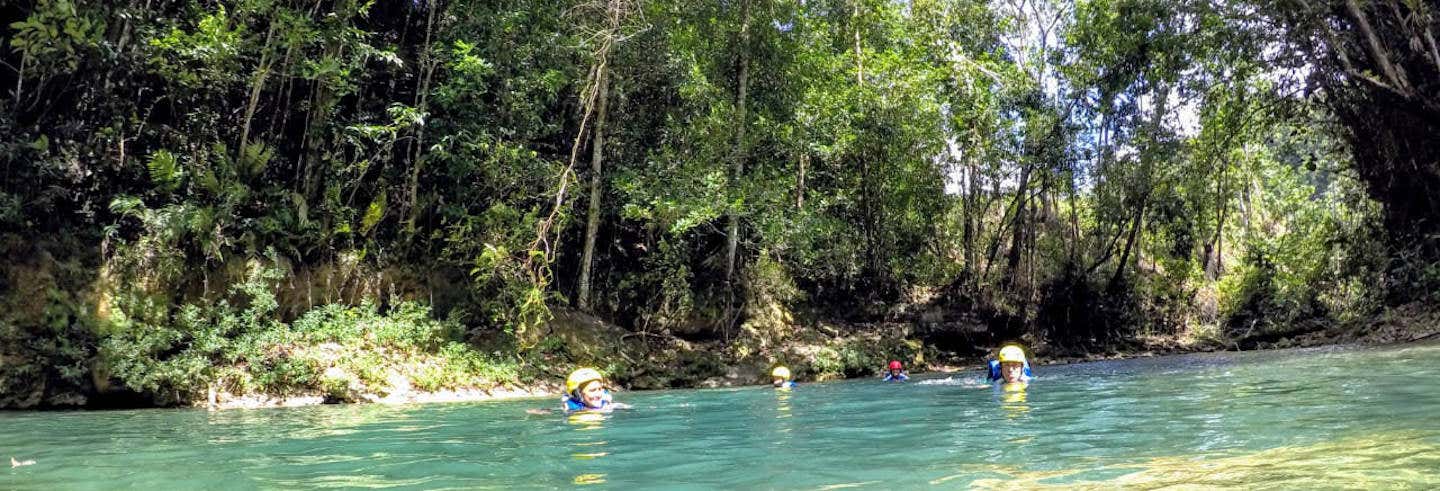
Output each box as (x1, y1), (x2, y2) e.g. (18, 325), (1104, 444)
(987, 344), (1033, 388)
(526, 367), (630, 415)
(771, 366), (797, 389)
(883, 360), (909, 382)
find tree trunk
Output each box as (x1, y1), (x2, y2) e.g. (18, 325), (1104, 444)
(852, 0), (882, 287)
(406, 2), (439, 234)
(724, 0), (753, 286)
(533, 0), (628, 295)
(796, 153), (807, 209)
(1240, 177), (1252, 235)
(1066, 164), (1082, 265)
(239, 20), (279, 156)
(1109, 199), (1145, 291)
(853, 0), (864, 84)
(1028, 179), (1044, 295)
(1109, 83), (1167, 290)
(982, 178), (1006, 280)
(577, 67), (610, 312)
(962, 160), (978, 278)
(1204, 162), (1230, 280)
(1003, 164), (1032, 289)
(862, 154), (880, 281)
(13, 55), (24, 112)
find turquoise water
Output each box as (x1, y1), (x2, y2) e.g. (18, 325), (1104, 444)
(5, 343), (1440, 489)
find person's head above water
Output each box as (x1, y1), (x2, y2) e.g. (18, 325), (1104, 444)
(997, 345), (1028, 383)
(883, 360), (911, 382)
(566, 367), (608, 408)
(771, 366), (792, 387)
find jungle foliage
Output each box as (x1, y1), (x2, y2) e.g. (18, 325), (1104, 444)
(1, 0), (1432, 407)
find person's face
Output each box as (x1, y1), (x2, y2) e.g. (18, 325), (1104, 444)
(890, 369), (902, 376)
(1001, 361), (1024, 383)
(773, 378), (786, 387)
(580, 381), (606, 407)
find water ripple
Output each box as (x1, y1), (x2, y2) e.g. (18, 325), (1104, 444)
(3, 342), (1439, 489)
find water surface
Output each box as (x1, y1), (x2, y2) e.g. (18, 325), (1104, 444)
(5, 342), (1440, 489)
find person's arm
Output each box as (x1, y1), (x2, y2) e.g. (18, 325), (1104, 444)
(601, 390), (631, 409)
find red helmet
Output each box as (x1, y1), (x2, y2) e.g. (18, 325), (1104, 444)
(888, 360), (903, 370)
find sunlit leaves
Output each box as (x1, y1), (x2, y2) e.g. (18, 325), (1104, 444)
(8, 0), (107, 72)
(146, 150), (182, 193)
(360, 191), (387, 236)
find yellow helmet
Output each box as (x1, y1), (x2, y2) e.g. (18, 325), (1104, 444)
(566, 367), (605, 394)
(998, 345), (1027, 364)
(771, 366), (791, 380)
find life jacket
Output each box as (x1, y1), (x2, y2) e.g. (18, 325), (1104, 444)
(987, 359), (1032, 382)
(562, 390), (611, 412)
(775, 381), (797, 389)
(883, 372), (909, 382)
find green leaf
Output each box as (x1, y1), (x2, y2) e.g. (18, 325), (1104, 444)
(239, 141), (273, 178)
(360, 191), (387, 235)
(146, 150), (182, 192)
(109, 195), (145, 217)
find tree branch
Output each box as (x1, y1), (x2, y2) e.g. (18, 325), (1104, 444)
(1344, 0), (1410, 94)
(1423, 27), (1440, 75)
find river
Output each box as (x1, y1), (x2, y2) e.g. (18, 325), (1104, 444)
(4, 342), (1439, 489)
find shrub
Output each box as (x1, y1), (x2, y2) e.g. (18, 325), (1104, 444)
(100, 258), (521, 405)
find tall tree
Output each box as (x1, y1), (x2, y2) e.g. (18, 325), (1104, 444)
(575, 0), (638, 312)
(1265, 0), (1440, 254)
(724, 0), (755, 296)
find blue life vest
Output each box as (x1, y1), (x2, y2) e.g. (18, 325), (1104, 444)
(987, 359), (1032, 382)
(775, 381), (797, 389)
(562, 390), (611, 412)
(883, 372), (909, 382)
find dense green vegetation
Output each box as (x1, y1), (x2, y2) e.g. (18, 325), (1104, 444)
(2, 0), (1436, 408)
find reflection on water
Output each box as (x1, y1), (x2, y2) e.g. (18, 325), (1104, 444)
(566, 410), (609, 486)
(2, 342), (1438, 489)
(999, 381), (1029, 418)
(566, 411), (607, 428)
(968, 431), (1440, 489)
(572, 473), (607, 485)
(775, 387), (793, 419)
(816, 480), (883, 489)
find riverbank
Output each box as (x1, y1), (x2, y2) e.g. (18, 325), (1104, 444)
(1024, 301), (1440, 367)
(187, 301), (1440, 411)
